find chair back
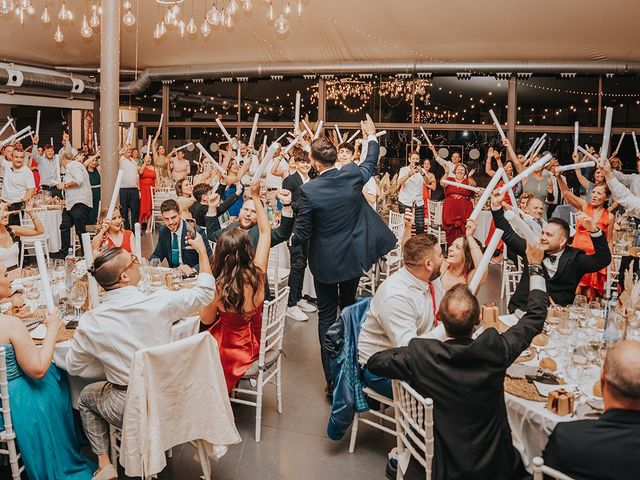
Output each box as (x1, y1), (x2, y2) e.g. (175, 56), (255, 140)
(532, 457), (575, 480)
(392, 380), (434, 479)
(20, 207), (48, 228)
(388, 211), (405, 241)
(427, 200), (443, 225)
(259, 287), (289, 369)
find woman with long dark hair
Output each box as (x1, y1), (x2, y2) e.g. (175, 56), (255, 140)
(437, 219), (487, 293)
(199, 182), (271, 392)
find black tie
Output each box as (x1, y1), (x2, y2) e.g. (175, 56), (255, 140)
(545, 254), (557, 264)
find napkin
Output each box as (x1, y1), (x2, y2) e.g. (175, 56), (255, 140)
(499, 314), (519, 327)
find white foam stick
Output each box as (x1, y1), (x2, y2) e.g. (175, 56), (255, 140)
(530, 136), (546, 160)
(156, 113), (164, 137)
(442, 179), (481, 193)
(334, 125), (343, 143)
(175, 142), (193, 152)
(633, 132), (639, 155)
(504, 210), (540, 245)
(35, 110), (41, 137)
(81, 233), (101, 307)
(34, 241), (56, 313)
(252, 143), (280, 184)
(94, 132), (99, 151)
(125, 122), (134, 145)
(614, 132), (626, 155)
(0, 126), (32, 148)
(501, 170), (518, 212)
(215, 118), (234, 145)
(499, 154), (552, 195)
(133, 223), (142, 259)
(469, 167), (504, 221)
(346, 130), (360, 144)
(314, 120), (324, 139)
(523, 137), (541, 162)
(144, 135), (152, 157)
(419, 126), (431, 145)
(375, 130), (387, 138)
(600, 107), (613, 160)
(248, 113), (259, 147)
(14, 130), (33, 144)
(574, 121), (579, 154)
(195, 143), (226, 175)
(260, 135), (268, 159)
(301, 120), (314, 139)
(412, 136), (422, 145)
(0, 118), (13, 138)
(275, 132), (287, 144)
(50, 136), (54, 147)
(576, 145), (599, 163)
(283, 138), (299, 154)
(468, 228), (504, 295)
(556, 161), (596, 173)
(6, 117), (15, 133)
(294, 91), (301, 133)
(106, 170), (123, 220)
(489, 109), (507, 140)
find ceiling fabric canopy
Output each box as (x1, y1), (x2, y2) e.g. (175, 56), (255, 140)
(0, 0), (639, 71)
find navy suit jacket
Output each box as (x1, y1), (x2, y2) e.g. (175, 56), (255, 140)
(149, 220), (212, 269)
(291, 139), (396, 284)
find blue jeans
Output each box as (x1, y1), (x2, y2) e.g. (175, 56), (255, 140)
(362, 367), (393, 399)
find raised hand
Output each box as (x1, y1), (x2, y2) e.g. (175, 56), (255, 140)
(361, 113), (376, 137)
(525, 241), (544, 265)
(276, 189), (292, 205)
(207, 193), (221, 209)
(465, 218), (477, 237)
(576, 212), (597, 233)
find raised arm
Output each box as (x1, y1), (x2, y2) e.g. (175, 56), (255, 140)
(502, 138), (524, 173)
(574, 213), (612, 276)
(485, 147), (497, 177)
(357, 114), (379, 184)
(464, 219), (486, 287)
(490, 190), (527, 258)
(572, 152), (591, 191)
(11, 208), (44, 237)
(250, 182), (271, 272)
(555, 172), (585, 211)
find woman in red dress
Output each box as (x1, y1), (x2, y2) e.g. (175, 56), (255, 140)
(441, 163), (476, 246)
(556, 173), (613, 300)
(138, 153), (157, 232)
(421, 158), (437, 220)
(199, 183), (271, 392)
(91, 207), (136, 256)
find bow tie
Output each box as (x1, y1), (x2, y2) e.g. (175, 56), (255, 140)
(545, 254), (558, 264)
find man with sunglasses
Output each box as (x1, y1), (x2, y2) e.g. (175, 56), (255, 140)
(65, 233), (214, 480)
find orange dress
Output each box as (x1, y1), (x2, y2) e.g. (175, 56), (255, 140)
(573, 204), (609, 295)
(138, 166), (156, 223)
(100, 230), (133, 253)
(209, 305), (263, 392)
(442, 180), (475, 246)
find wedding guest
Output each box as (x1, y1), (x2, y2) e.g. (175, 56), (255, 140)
(1, 148), (35, 225)
(190, 183), (242, 228)
(358, 231), (444, 398)
(149, 199), (212, 274)
(521, 197), (547, 238)
(0, 264), (95, 480)
(337, 142), (355, 167)
(32, 134), (63, 198)
(83, 153), (101, 225)
(91, 207), (136, 256)
(421, 158), (437, 217)
(151, 136), (170, 185)
(543, 340), (640, 480)
(200, 181), (271, 392)
(574, 152), (609, 204)
(0, 204), (44, 278)
(437, 219), (486, 293)
(138, 152), (156, 232)
(428, 141), (461, 177)
(169, 148), (190, 182)
(57, 151), (93, 257)
(441, 163), (476, 245)
(118, 145), (139, 231)
(397, 151), (427, 234)
(367, 243), (547, 480)
(520, 154), (553, 203)
(175, 177), (195, 219)
(237, 141), (259, 185)
(66, 234), (214, 480)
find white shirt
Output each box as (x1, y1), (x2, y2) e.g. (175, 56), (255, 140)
(239, 153), (259, 186)
(398, 166), (425, 206)
(363, 176), (377, 210)
(63, 160), (93, 210)
(607, 176), (640, 216)
(358, 267), (443, 365)
(1, 163), (35, 203)
(434, 155), (456, 177)
(522, 213), (545, 238)
(65, 273), (216, 385)
(265, 157), (288, 189)
(32, 147), (61, 186)
(612, 170), (640, 197)
(119, 155), (139, 188)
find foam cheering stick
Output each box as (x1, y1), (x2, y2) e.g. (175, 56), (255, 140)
(600, 107), (613, 160)
(125, 123), (134, 145)
(614, 132), (626, 156)
(489, 109), (507, 140)
(576, 145), (599, 163)
(574, 121), (579, 154)
(468, 229), (504, 295)
(195, 143), (226, 175)
(106, 170), (124, 220)
(294, 91), (301, 133)
(442, 179), (481, 193)
(469, 167), (504, 221)
(215, 118), (236, 147)
(334, 125), (343, 143)
(35, 110), (41, 137)
(314, 121), (324, 139)
(498, 154), (552, 195)
(251, 143), (280, 184)
(34, 241), (56, 313)
(248, 113), (259, 147)
(156, 113), (164, 137)
(420, 126), (431, 145)
(504, 210), (540, 245)
(633, 132), (639, 155)
(556, 161), (596, 173)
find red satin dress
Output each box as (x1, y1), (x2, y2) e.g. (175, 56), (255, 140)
(573, 204), (609, 296)
(442, 180), (474, 246)
(485, 179), (512, 249)
(422, 183), (431, 220)
(138, 166), (156, 223)
(30, 158), (40, 193)
(209, 305), (264, 392)
(100, 230), (133, 253)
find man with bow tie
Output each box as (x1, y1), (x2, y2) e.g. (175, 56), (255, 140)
(490, 190), (611, 314)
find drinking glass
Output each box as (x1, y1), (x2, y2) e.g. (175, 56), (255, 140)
(568, 347), (589, 384)
(69, 283), (87, 319)
(150, 258), (161, 268)
(546, 306), (565, 327)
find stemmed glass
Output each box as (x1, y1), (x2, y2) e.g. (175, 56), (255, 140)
(572, 296), (588, 328)
(69, 283), (87, 320)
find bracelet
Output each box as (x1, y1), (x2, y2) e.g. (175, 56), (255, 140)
(281, 203), (292, 207)
(528, 264), (544, 277)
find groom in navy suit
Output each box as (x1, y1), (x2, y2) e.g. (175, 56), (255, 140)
(291, 115), (396, 393)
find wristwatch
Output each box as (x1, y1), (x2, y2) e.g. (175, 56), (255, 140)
(528, 264), (544, 277)
(281, 202), (292, 207)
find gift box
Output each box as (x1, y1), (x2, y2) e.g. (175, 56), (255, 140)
(546, 388), (575, 416)
(481, 303), (500, 329)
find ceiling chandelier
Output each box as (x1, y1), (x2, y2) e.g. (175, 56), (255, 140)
(379, 78), (431, 103)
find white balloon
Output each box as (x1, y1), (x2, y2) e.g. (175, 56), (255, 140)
(438, 147), (449, 159)
(379, 146), (387, 158)
(186, 143), (196, 152)
(469, 148), (481, 160)
(209, 143), (219, 153)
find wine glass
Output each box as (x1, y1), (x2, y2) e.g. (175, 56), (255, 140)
(21, 267), (35, 291)
(150, 258), (161, 269)
(69, 283), (87, 320)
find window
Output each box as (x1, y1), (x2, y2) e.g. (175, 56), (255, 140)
(240, 78), (318, 123)
(602, 74), (640, 129)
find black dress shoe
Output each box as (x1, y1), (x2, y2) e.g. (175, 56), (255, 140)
(385, 458), (397, 480)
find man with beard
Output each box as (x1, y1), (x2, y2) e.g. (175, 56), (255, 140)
(357, 233), (444, 398)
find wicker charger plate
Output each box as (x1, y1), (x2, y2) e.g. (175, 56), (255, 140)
(34, 326), (76, 345)
(504, 377), (547, 402)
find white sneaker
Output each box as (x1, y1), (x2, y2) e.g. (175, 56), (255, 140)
(287, 306), (309, 322)
(297, 299), (317, 313)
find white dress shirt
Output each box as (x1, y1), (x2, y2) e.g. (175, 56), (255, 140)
(397, 166), (425, 206)
(612, 170), (640, 197)
(1, 163), (35, 204)
(32, 150), (61, 186)
(363, 176), (377, 209)
(63, 160), (93, 210)
(607, 176), (640, 216)
(434, 155), (456, 177)
(522, 213), (546, 238)
(265, 157), (288, 189)
(119, 155), (139, 188)
(65, 273), (216, 385)
(358, 267), (443, 365)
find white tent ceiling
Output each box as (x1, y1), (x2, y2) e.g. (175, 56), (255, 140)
(0, 0), (639, 70)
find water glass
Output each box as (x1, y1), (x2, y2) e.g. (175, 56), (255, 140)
(69, 283), (87, 319)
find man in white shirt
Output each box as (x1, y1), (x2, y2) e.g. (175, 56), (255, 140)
(66, 234), (214, 480)
(522, 197), (547, 237)
(238, 141), (259, 186)
(32, 133), (65, 198)
(429, 141), (462, 178)
(1, 147), (35, 225)
(118, 145), (140, 230)
(397, 151), (427, 234)
(611, 152), (640, 197)
(358, 233), (444, 398)
(265, 149), (288, 207)
(57, 153), (93, 256)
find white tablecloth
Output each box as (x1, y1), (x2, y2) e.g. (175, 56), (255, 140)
(36, 208), (62, 253)
(53, 315), (201, 407)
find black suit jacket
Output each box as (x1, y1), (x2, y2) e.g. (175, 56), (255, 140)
(205, 214), (294, 249)
(543, 409), (640, 480)
(149, 220), (212, 269)
(493, 208), (611, 313)
(282, 172), (305, 215)
(290, 140), (396, 284)
(367, 288), (548, 480)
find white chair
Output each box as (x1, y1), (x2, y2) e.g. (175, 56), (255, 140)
(358, 266), (377, 296)
(151, 186), (177, 233)
(605, 254), (623, 298)
(388, 211), (405, 243)
(532, 456), (575, 480)
(392, 380), (434, 480)
(426, 201), (446, 246)
(500, 245), (523, 302)
(0, 347), (25, 480)
(19, 208), (50, 267)
(349, 386), (397, 453)
(230, 287), (289, 442)
(267, 246), (290, 297)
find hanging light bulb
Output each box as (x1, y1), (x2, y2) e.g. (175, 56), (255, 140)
(284, 2), (291, 15)
(266, 1), (274, 21)
(97, 5), (102, 14)
(297, 0), (302, 16)
(89, 7), (99, 27)
(153, 23), (161, 39)
(165, 8), (174, 24)
(178, 18), (186, 37)
(205, 7), (215, 24)
(122, 0), (131, 9)
(40, 4), (50, 22)
(66, 7), (73, 21)
(158, 20), (167, 36)
(54, 24), (63, 42)
(274, 13), (289, 34)
(186, 16), (197, 34)
(200, 19), (211, 36)
(26, 3), (34, 15)
(242, 0), (252, 12)
(0, 0), (12, 16)
(17, 8), (24, 24)
(122, 9), (135, 26)
(58, 1), (67, 20)
(227, 0), (238, 15)
(171, 4), (180, 15)
(80, 15), (93, 38)
(225, 12), (233, 28)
